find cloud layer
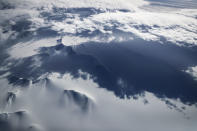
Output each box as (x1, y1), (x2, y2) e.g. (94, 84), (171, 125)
(0, 0), (197, 48)
(0, 72), (197, 131)
(1, 1), (197, 130)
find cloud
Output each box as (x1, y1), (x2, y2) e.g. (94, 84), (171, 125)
(185, 66), (197, 80)
(88, 10), (197, 45)
(146, 0), (197, 9)
(0, 0), (197, 48)
(1, 1), (197, 130)
(0, 72), (197, 131)
(2, 0), (148, 10)
(8, 38), (59, 59)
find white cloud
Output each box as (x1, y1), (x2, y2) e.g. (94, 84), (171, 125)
(185, 66), (197, 80)
(1, 0), (197, 49)
(0, 72), (197, 131)
(8, 38), (59, 59)
(175, 9), (197, 18)
(3, 0), (148, 10)
(89, 11), (197, 45)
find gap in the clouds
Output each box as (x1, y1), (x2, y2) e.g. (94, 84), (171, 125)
(2, 37), (197, 107)
(75, 39), (197, 105)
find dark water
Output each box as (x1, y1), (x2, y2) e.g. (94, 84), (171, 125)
(4, 38), (197, 105)
(75, 39), (197, 104)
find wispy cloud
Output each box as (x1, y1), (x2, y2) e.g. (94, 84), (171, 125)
(185, 66), (197, 80)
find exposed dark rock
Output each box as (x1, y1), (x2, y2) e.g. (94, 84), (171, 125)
(60, 90), (93, 111)
(8, 76), (30, 87)
(6, 92), (16, 103)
